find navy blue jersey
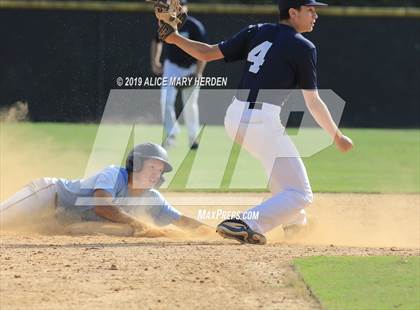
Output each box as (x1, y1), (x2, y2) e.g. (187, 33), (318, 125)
(219, 23), (318, 102)
(162, 16), (208, 68)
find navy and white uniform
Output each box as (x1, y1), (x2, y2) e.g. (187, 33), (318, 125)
(220, 23), (317, 100)
(219, 23), (316, 233)
(0, 166), (181, 228)
(160, 16), (208, 146)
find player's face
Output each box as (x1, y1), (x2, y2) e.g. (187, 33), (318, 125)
(294, 6), (318, 33)
(133, 158), (164, 189)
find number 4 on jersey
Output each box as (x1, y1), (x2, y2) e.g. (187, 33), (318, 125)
(247, 41), (273, 74)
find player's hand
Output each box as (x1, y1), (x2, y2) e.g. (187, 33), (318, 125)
(134, 227), (166, 238)
(129, 220), (151, 234)
(134, 227), (186, 238)
(151, 62), (163, 75)
(334, 133), (354, 153)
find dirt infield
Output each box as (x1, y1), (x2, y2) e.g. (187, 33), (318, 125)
(1, 193), (419, 309)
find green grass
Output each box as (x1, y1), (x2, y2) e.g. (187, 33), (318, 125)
(305, 129), (420, 193)
(0, 123), (419, 193)
(294, 256), (420, 310)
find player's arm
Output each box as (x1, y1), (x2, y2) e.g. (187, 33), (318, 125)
(93, 189), (150, 230)
(302, 90), (353, 153)
(172, 215), (215, 235)
(150, 37), (163, 75)
(165, 33), (224, 62)
(94, 190), (182, 238)
(297, 46), (353, 153)
(93, 189), (161, 237)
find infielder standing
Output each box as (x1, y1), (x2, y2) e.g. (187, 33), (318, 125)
(151, 0), (207, 149)
(0, 143), (212, 237)
(155, 0), (353, 244)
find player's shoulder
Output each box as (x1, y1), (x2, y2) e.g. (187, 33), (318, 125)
(100, 165), (128, 182)
(142, 188), (165, 201)
(247, 23), (276, 32)
(274, 24), (316, 50)
(257, 23), (279, 30)
(245, 23), (280, 39)
(293, 33), (316, 50)
(102, 165), (126, 175)
(232, 23), (273, 40)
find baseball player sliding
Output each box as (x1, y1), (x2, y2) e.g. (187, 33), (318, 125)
(0, 143), (213, 237)
(151, 0), (353, 244)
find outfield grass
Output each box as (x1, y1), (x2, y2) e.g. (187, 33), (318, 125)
(294, 256), (420, 310)
(305, 129), (419, 193)
(1, 123), (419, 193)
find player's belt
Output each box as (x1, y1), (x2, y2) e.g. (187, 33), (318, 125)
(248, 102), (263, 110)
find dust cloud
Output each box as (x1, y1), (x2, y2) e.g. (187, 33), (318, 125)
(0, 101), (29, 122)
(0, 103), (89, 201)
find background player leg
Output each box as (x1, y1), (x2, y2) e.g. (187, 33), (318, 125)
(161, 59), (186, 147)
(181, 85), (200, 149)
(160, 84), (179, 147)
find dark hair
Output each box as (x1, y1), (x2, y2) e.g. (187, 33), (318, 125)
(279, 6), (300, 20)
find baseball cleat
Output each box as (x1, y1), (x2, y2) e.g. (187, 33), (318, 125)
(216, 219), (266, 245)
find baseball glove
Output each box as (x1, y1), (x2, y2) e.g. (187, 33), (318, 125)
(146, 0), (187, 40)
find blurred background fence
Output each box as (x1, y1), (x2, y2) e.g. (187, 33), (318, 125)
(0, 1), (419, 127)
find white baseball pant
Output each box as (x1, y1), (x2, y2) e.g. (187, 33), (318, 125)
(224, 98), (312, 234)
(161, 59), (200, 145)
(0, 178), (58, 228)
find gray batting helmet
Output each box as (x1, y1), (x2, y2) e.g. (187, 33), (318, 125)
(125, 143), (173, 173)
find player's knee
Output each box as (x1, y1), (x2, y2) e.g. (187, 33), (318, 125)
(26, 178), (43, 192)
(295, 190), (313, 208)
(303, 190), (313, 207)
(305, 189), (313, 204)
